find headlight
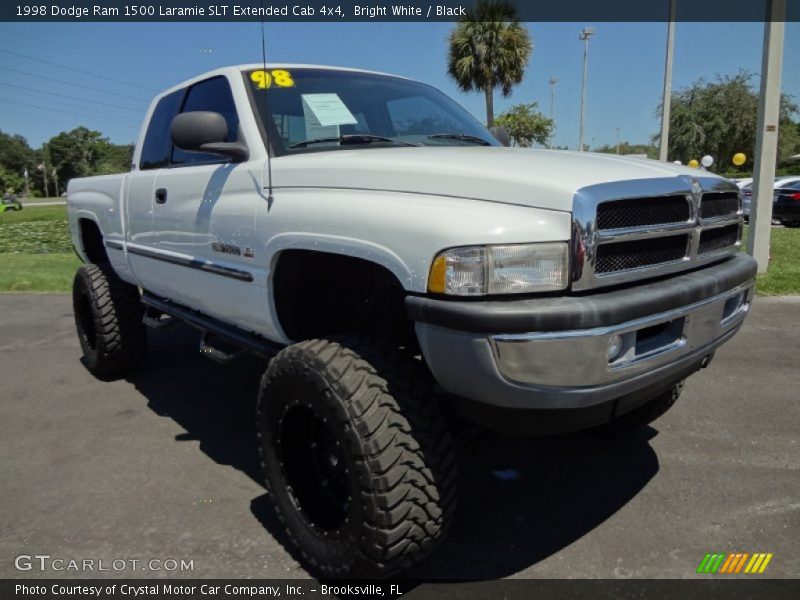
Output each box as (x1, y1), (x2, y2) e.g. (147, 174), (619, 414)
(427, 243), (569, 296)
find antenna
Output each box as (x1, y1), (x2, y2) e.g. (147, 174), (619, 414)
(259, 0), (274, 200)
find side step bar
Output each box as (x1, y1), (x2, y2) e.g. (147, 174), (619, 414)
(199, 332), (249, 365)
(142, 307), (178, 330)
(141, 293), (284, 359)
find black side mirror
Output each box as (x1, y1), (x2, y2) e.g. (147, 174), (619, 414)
(489, 126), (511, 147)
(171, 111), (249, 162)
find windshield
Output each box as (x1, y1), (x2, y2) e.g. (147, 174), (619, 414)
(244, 68), (499, 155)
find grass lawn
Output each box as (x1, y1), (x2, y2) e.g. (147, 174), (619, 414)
(0, 204), (73, 255)
(0, 205), (69, 224)
(1, 205), (79, 292)
(745, 226), (800, 296)
(1, 205), (798, 295)
(0, 253), (81, 292)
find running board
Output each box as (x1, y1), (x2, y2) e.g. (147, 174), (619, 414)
(199, 332), (249, 365)
(142, 307), (178, 330)
(140, 293), (283, 359)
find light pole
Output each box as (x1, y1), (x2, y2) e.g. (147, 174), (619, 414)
(578, 27), (595, 152)
(659, 0), (677, 161)
(748, 0), (786, 274)
(548, 76), (558, 149)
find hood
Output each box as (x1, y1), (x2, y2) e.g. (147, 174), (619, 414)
(272, 146), (729, 212)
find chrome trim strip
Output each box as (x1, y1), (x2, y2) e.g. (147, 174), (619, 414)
(104, 240), (124, 251)
(118, 242), (254, 283)
(595, 220), (695, 242)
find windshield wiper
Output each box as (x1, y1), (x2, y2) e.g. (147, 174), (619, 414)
(427, 133), (491, 146)
(289, 134), (417, 149)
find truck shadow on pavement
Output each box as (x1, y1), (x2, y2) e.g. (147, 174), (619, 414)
(130, 325), (660, 580)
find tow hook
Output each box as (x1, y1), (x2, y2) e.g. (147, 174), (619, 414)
(700, 353), (715, 369)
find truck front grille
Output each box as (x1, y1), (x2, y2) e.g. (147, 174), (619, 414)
(700, 192), (740, 220)
(595, 235), (689, 274)
(596, 195), (690, 230)
(572, 177), (743, 291)
(699, 224), (741, 256)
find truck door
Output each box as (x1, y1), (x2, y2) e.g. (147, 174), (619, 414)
(125, 89), (184, 289)
(149, 75), (264, 332)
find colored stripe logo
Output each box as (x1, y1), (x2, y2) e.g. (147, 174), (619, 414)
(697, 552), (773, 574)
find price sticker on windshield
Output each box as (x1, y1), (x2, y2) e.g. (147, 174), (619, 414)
(250, 69), (295, 89)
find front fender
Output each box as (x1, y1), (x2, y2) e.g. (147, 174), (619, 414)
(259, 188), (573, 294)
(265, 233), (413, 290)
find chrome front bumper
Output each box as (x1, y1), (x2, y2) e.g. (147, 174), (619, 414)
(491, 283), (752, 388)
(411, 255), (757, 413)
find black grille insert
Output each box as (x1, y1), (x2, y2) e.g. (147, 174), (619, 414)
(701, 192), (740, 219)
(595, 235), (689, 274)
(596, 195), (690, 230)
(699, 224), (740, 255)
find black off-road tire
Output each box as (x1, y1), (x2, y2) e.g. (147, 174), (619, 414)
(598, 380), (685, 435)
(72, 263), (147, 380)
(257, 337), (457, 578)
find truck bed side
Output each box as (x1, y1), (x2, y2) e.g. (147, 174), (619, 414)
(67, 173), (138, 286)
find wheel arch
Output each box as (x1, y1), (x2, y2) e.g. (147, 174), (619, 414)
(76, 217), (109, 264)
(270, 245), (416, 347)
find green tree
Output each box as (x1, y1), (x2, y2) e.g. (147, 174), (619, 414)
(654, 71), (799, 170)
(0, 130), (36, 192)
(1, 127), (135, 196)
(494, 103), (552, 147)
(95, 143), (134, 175)
(0, 164), (25, 193)
(46, 127), (112, 182)
(447, 0), (532, 127)
(594, 141), (659, 159)
(778, 117), (800, 165)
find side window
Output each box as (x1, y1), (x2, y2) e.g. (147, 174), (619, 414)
(139, 90), (184, 170)
(171, 76), (240, 167)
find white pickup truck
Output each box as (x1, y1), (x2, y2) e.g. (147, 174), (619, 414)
(68, 64), (756, 577)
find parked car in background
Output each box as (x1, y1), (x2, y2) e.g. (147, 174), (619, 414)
(733, 177), (752, 189)
(741, 176), (800, 222)
(773, 180), (800, 227)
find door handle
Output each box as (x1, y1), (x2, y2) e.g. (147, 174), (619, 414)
(155, 188), (167, 204)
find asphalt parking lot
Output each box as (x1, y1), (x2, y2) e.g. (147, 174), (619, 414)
(0, 293), (798, 580)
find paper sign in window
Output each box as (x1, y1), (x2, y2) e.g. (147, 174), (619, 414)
(301, 98), (339, 141)
(301, 94), (358, 127)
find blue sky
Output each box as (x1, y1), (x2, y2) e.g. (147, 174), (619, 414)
(1, 21), (798, 150)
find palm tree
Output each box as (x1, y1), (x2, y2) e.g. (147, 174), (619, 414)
(447, 1), (532, 128)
